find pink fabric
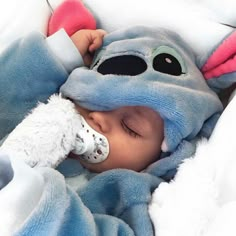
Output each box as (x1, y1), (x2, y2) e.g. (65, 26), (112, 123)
(202, 31), (236, 80)
(47, 0), (96, 36)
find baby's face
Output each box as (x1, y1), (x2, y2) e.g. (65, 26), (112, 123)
(70, 105), (164, 172)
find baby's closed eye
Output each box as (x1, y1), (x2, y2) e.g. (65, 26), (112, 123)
(121, 119), (140, 138)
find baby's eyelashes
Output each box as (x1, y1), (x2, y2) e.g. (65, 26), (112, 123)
(121, 119), (140, 138)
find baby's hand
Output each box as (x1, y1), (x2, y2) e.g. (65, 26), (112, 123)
(71, 29), (106, 66)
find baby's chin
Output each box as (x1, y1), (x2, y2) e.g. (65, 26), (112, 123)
(75, 158), (147, 173)
(68, 152), (111, 173)
(79, 159), (107, 173)
(68, 152), (150, 173)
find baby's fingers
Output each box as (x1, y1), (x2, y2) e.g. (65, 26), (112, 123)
(96, 29), (107, 37)
(89, 29), (107, 52)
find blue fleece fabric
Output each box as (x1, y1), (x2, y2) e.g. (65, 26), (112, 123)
(0, 26), (233, 235)
(61, 26), (223, 178)
(0, 32), (68, 139)
(0, 154), (162, 236)
(0, 30), (162, 236)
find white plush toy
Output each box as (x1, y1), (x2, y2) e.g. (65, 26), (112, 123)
(0, 95), (109, 168)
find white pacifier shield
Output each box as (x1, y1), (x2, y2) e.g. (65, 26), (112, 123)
(72, 116), (109, 164)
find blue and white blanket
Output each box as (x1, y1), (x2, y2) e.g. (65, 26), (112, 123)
(149, 94), (236, 236)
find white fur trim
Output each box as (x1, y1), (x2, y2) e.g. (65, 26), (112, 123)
(0, 95), (82, 168)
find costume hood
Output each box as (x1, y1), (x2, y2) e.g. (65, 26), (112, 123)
(60, 26), (223, 178)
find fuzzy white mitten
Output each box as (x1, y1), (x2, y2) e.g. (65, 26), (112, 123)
(0, 95), (82, 168)
(0, 94), (109, 168)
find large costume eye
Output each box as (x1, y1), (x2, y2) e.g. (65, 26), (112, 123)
(152, 46), (186, 76)
(97, 55), (147, 76)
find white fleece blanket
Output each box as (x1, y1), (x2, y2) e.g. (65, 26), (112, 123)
(0, 0), (64, 51)
(1, 0), (236, 57)
(149, 94), (236, 236)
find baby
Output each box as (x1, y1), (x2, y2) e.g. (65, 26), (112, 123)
(0, 1), (236, 235)
(72, 104), (164, 172)
(0, 24), (225, 236)
(0, 28), (164, 173)
(69, 30), (164, 172)
(0, 0), (223, 178)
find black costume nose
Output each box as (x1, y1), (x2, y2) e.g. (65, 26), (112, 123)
(97, 55), (147, 76)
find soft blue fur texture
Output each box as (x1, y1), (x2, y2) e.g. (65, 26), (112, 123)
(0, 32), (68, 140)
(61, 26), (223, 178)
(0, 29), (162, 235)
(1, 26), (235, 235)
(0, 155), (163, 236)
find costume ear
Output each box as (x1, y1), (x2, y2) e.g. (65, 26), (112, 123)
(201, 30), (236, 92)
(47, 0), (96, 36)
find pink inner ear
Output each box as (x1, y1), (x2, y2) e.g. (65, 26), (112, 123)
(201, 31), (236, 80)
(47, 0), (96, 36)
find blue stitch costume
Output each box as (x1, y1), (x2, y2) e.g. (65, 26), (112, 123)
(60, 26), (223, 178)
(1, 24), (235, 235)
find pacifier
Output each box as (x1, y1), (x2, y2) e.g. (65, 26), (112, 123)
(72, 116), (109, 163)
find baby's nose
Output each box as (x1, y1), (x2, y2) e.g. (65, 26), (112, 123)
(88, 111), (111, 133)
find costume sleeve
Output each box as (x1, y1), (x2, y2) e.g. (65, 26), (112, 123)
(0, 154), (135, 236)
(46, 29), (84, 72)
(0, 30), (84, 141)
